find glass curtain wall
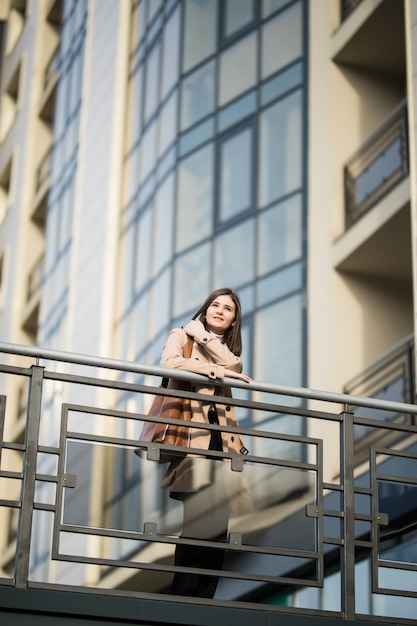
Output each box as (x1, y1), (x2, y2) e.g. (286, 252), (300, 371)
(32, 0), (87, 581)
(113, 0), (307, 532)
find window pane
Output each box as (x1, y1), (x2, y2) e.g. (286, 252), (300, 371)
(158, 89), (178, 157)
(134, 204), (153, 293)
(182, 0), (218, 73)
(219, 32), (257, 107)
(140, 119), (157, 183)
(218, 90), (256, 133)
(258, 194), (302, 274)
(261, 1), (302, 80)
(224, 0), (254, 38)
(152, 174), (174, 274)
(143, 42), (160, 123)
(161, 5), (180, 100)
(126, 66), (143, 152)
(257, 262), (302, 307)
(179, 117), (214, 158)
(176, 143), (213, 252)
(259, 90), (302, 207)
(219, 126), (253, 221)
(151, 267), (172, 337)
(255, 294), (302, 391)
(214, 219), (254, 287)
(262, 0), (292, 19)
(173, 243), (211, 318)
(180, 60), (215, 131)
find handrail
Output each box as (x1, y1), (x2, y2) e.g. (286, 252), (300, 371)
(1, 341), (417, 622)
(0, 340), (416, 414)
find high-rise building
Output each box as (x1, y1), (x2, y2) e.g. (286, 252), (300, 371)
(0, 0), (416, 621)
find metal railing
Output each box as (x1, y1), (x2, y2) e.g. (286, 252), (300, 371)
(344, 100), (409, 229)
(0, 342), (417, 624)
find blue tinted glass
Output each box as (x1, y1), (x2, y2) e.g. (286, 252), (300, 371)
(259, 90), (302, 207)
(179, 117), (215, 157)
(180, 60), (216, 131)
(355, 138), (402, 205)
(258, 193), (302, 274)
(176, 143), (214, 252)
(257, 262), (302, 307)
(218, 90), (257, 132)
(255, 293), (303, 396)
(183, 0), (218, 73)
(214, 219), (255, 287)
(261, 61), (303, 107)
(219, 126), (253, 221)
(224, 0), (254, 37)
(173, 243), (211, 318)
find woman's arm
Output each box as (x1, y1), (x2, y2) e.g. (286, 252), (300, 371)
(161, 328), (226, 380)
(183, 320), (251, 383)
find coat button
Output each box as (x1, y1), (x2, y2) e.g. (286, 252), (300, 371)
(226, 405), (231, 411)
(231, 436), (235, 442)
(203, 337), (208, 342)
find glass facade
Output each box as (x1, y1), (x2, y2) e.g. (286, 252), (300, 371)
(118, 0), (306, 386)
(31, 0), (87, 580)
(40, 0), (87, 348)
(113, 0), (307, 534)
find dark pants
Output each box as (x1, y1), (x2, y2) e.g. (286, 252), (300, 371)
(171, 408), (229, 598)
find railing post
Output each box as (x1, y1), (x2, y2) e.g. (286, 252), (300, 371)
(340, 404), (356, 619)
(15, 365), (44, 587)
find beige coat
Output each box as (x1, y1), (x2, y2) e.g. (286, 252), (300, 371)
(159, 323), (252, 515)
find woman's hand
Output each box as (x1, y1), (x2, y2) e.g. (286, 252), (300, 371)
(224, 369), (251, 383)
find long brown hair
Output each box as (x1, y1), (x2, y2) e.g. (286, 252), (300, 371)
(192, 287), (243, 356)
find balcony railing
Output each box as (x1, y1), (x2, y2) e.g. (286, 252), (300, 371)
(344, 100), (409, 229)
(1, 342), (417, 625)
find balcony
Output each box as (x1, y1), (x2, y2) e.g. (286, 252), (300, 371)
(38, 49), (59, 123)
(344, 100), (409, 230)
(0, 342), (417, 625)
(340, 0), (365, 23)
(30, 147), (52, 226)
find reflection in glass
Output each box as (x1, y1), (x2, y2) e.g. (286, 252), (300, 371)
(180, 60), (216, 131)
(261, 1), (302, 80)
(134, 204), (152, 294)
(143, 42), (160, 124)
(224, 0), (254, 38)
(219, 126), (253, 221)
(214, 219), (254, 287)
(151, 267), (172, 337)
(173, 243), (211, 318)
(140, 120), (157, 184)
(262, 0), (292, 19)
(258, 193), (302, 274)
(160, 5), (180, 100)
(257, 262), (302, 307)
(259, 90), (302, 207)
(179, 117), (215, 158)
(261, 61), (303, 107)
(176, 143), (213, 252)
(182, 0), (218, 73)
(158, 89), (178, 158)
(255, 294), (302, 390)
(218, 32), (257, 107)
(152, 173), (174, 275)
(218, 90), (256, 133)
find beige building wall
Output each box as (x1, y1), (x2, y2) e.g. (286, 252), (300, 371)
(308, 0), (413, 480)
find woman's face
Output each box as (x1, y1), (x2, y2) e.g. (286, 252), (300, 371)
(205, 294), (236, 335)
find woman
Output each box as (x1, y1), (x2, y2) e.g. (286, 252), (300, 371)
(160, 287), (252, 598)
